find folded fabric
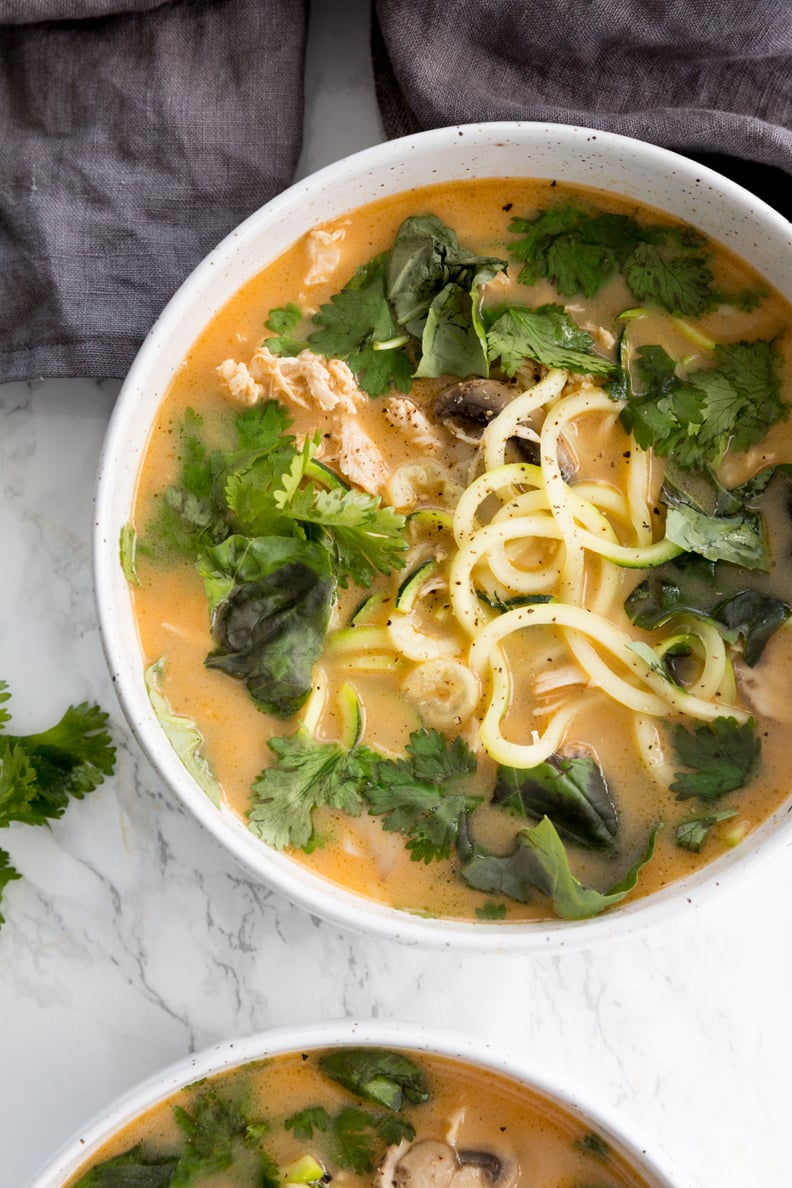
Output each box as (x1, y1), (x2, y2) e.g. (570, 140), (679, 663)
(373, 0), (792, 213)
(0, 0), (307, 382)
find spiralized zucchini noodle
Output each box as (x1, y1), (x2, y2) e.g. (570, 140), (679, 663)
(331, 366), (746, 769)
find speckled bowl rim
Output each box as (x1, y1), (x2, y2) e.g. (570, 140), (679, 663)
(94, 121), (792, 951)
(26, 1018), (683, 1188)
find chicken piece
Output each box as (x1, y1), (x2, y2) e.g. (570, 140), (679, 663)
(384, 397), (444, 450)
(337, 417), (390, 494)
(303, 224), (348, 286)
(217, 345), (364, 415)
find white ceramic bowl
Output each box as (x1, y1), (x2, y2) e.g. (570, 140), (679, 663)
(94, 122), (792, 950)
(26, 1019), (682, 1188)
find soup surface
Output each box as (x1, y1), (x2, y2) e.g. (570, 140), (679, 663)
(127, 177), (792, 922)
(65, 1046), (652, 1187)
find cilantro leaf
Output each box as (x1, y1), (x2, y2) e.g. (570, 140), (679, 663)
(0, 849), (21, 925)
(328, 1107), (377, 1175)
(669, 716), (760, 801)
(248, 727), (378, 850)
(619, 340), (786, 471)
(475, 900), (507, 920)
(509, 205), (716, 314)
(265, 303), (309, 355)
(285, 1106), (330, 1142)
(318, 1048), (431, 1112)
(486, 303), (615, 377)
(461, 817), (660, 920)
(308, 254), (413, 397)
(276, 483), (408, 589)
(0, 689), (115, 827)
(493, 755), (618, 849)
(675, 809), (738, 852)
(364, 730), (482, 863)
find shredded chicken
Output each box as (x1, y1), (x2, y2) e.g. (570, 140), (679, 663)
(384, 397), (444, 450)
(303, 224), (349, 286)
(217, 345), (364, 414)
(337, 417), (390, 494)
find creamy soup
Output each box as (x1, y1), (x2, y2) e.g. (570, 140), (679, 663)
(65, 1046), (652, 1187)
(127, 177), (792, 922)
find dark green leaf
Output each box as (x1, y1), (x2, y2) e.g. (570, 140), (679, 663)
(622, 240), (715, 316)
(284, 1106), (330, 1142)
(265, 303), (309, 355)
(675, 809), (738, 852)
(0, 849), (21, 925)
(461, 817), (660, 920)
(388, 214), (506, 332)
(206, 553), (334, 718)
(493, 755), (618, 849)
(670, 717), (760, 801)
(509, 206), (641, 296)
(248, 727), (378, 850)
(414, 283), (489, 379)
(486, 304), (615, 377)
(328, 1108), (377, 1175)
(318, 1048), (431, 1111)
(475, 900), (507, 920)
(364, 730), (481, 863)
(74, 1147), (178, 1187)
(376, 1116), (416, 1148)
(574, 1132), (610, 1159)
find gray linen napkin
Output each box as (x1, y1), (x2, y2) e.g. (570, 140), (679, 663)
(373, 0), (792, 215)
(0, 0), (306, 382)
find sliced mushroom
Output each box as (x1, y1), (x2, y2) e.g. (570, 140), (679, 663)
(379, 1141), (518, 1188)
(432, 379), (517, 444)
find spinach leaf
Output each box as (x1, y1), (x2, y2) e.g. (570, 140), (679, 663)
(318, 1048), (431, 1111)
(669, 716), (760, 801)
(486, 303), (615, 378)
(662, 496), (769, 571)
(387, 214), (507, 333)
(675, 809), (738, 853)
(414, 282), (489, 379)
(145, 659), (222, 808)
(624, 553), (791, 666)
(74, 1147), (178, 1187)
(197, 535), (330, 615)
(248, 727), (378, 850)
(461, 817), (660, 920)
(206, 551), (334, 717)
(493, 755), (618, 849)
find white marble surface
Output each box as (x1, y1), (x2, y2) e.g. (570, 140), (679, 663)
(2, 3), (792, 1185)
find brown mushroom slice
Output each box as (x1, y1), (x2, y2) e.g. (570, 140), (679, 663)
(455, 1150), (519, 1188)
(432, 380), (517, 444)
(389, 1141), (460, 1188)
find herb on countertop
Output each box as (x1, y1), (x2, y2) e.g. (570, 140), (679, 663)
(0, 679), (116, 927)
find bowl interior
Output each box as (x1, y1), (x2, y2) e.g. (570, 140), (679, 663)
(95, 121), (792, 948)
(27, 1020), (680, 1188)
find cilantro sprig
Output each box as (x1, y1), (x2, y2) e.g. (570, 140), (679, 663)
(485, 303), (615, 377)
(669, 716), (760, 801)
(365, 729), (482, 863)
(0, 680), (116, 926)
(509, 204), (717, 316)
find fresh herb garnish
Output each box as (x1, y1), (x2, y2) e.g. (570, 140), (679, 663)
(364, 729), (482, 863)
(509, 204), (716, 316)
(669, 717), (760, 801)
(675, 809), (738, 852)
(485, 303), (615, 377)
(475, 900), (507, 920)
(248, 726), (378, 850)
(0, 680), (116, 926)
(493, 755), (618, 849)
(317, 1048), (431, 1112)
(284, 1106), (330, 1142)
(619, 340), (786, 471)
(574, 1131), (610, 1158)
(461, 817), (660, 920)
(265, 302), (307, 356)
(74, 1148), (178, 1186)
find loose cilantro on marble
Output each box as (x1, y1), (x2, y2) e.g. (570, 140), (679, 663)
(669, 717), (760, 801)
(0, 680), (116, 926)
